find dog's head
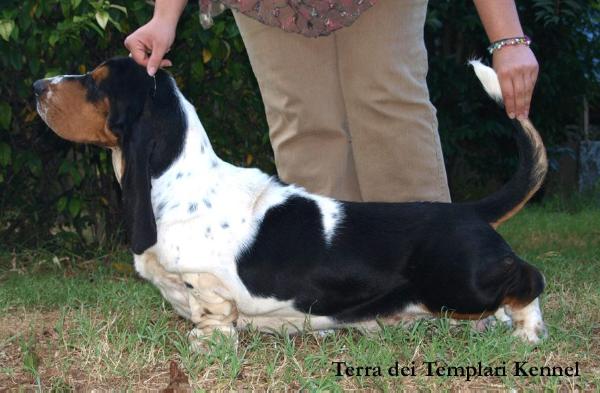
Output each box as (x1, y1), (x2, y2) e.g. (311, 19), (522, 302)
(34, 57), (186, 254)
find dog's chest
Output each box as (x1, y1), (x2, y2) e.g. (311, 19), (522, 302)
(146, 218), (306, 319)
(146, 165), (296, 313)
(150, 171), (258, 273)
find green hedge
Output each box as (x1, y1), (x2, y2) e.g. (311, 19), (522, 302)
(0, 0), (598, 252)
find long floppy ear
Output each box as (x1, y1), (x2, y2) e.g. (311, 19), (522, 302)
(102, 59), (186, 255)
(119, 111), (157, 255)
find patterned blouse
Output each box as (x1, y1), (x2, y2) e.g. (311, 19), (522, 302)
(199, 0), (377, 37)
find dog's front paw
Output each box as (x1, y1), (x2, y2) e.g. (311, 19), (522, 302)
(187, 327), (211, 353)
(187, 325), (239, 353)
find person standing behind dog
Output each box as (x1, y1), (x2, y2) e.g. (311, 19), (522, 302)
(125, 0), (538, 203)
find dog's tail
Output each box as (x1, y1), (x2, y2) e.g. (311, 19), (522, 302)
(467, 60), (547, 228)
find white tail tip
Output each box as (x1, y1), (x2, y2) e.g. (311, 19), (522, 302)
(469, 59), (503, 104)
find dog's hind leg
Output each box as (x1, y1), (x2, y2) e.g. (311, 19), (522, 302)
(508, 297), (547, 344)
(501, 260), (547, 343)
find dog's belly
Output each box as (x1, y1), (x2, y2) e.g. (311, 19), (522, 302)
(236, 303), (433, 333)
(236, 314), (337, 333)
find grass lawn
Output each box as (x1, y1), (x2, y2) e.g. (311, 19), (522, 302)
(1, 201), (599, 390)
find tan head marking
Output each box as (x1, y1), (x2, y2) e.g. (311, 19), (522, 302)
(36, 65), (117, 147)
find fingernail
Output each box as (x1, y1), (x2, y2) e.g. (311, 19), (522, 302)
(148, 66), (157, 76)
(508, 112), (516, 119)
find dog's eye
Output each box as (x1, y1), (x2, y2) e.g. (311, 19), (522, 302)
(82, 73), (104, 101)
(82, 73), (96, 89)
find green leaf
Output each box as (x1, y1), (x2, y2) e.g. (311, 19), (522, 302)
(0, 19), (15, 41)
(60, 0), (71, 17)
(109, 4), (128, 15)
(68, 197), (81, 217)
(107, 16), (123, 32)
(48, 31), (59, 46)
(28, 57), (40, 76)
(95, 10), (109, 30)
(0, 102), (12, 130)
(57, 196), (68, 213)
(58, 160), (71, 175)
(85, 19), (104, 36)
(0, 143), (12, 167)
(69, 165), (82, 185)
(27, 155), (42, 176)
(71, 0), (82, 9)
(191, 60), (204, 80)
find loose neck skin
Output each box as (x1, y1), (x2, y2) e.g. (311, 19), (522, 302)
(164, 93), (223, 175)
(153, 93), (278, 228)
(148, 94), (228, 222)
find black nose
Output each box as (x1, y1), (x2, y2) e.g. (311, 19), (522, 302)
(33, 79), (49, 97)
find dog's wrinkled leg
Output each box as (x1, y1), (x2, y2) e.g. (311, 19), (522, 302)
(134, 253), (192, 320)
(182, 273), (238, 353)
(509, 298), (547, 344)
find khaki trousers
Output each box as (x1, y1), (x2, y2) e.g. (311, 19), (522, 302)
(233, 0), (450, 202)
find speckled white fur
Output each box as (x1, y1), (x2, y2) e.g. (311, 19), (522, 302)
(123, 91), (344, 341)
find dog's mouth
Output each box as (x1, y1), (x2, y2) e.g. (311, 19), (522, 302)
(35, 95), (49, 124)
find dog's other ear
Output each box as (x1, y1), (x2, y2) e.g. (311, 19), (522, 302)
(120, 111), (157, 255)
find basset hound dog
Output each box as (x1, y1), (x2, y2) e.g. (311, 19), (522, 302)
(34, 57), (548, 347)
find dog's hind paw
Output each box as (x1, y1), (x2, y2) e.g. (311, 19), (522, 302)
(513, 322), (547, 344)
(472, 316), (496, 332)
(471, 308), (512, 332)
(512, 328), (542, 344)
(509, 298), (547, 344)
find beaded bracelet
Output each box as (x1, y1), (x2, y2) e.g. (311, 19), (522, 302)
(487, 36), (531, 54)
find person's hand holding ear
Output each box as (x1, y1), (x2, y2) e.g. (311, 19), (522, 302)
(124, 0), (187, 76)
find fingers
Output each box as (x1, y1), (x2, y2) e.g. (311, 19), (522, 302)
(147, 43), (170, 76)
(522, 74), (532, 119)
(124, 28), (173, 75)
(514, 65), (538, 120)
(493, 46), (539, 120)
(513, 74), (526, 120)
(499, 73), (516, 119)
(125, 38), (150, 67)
